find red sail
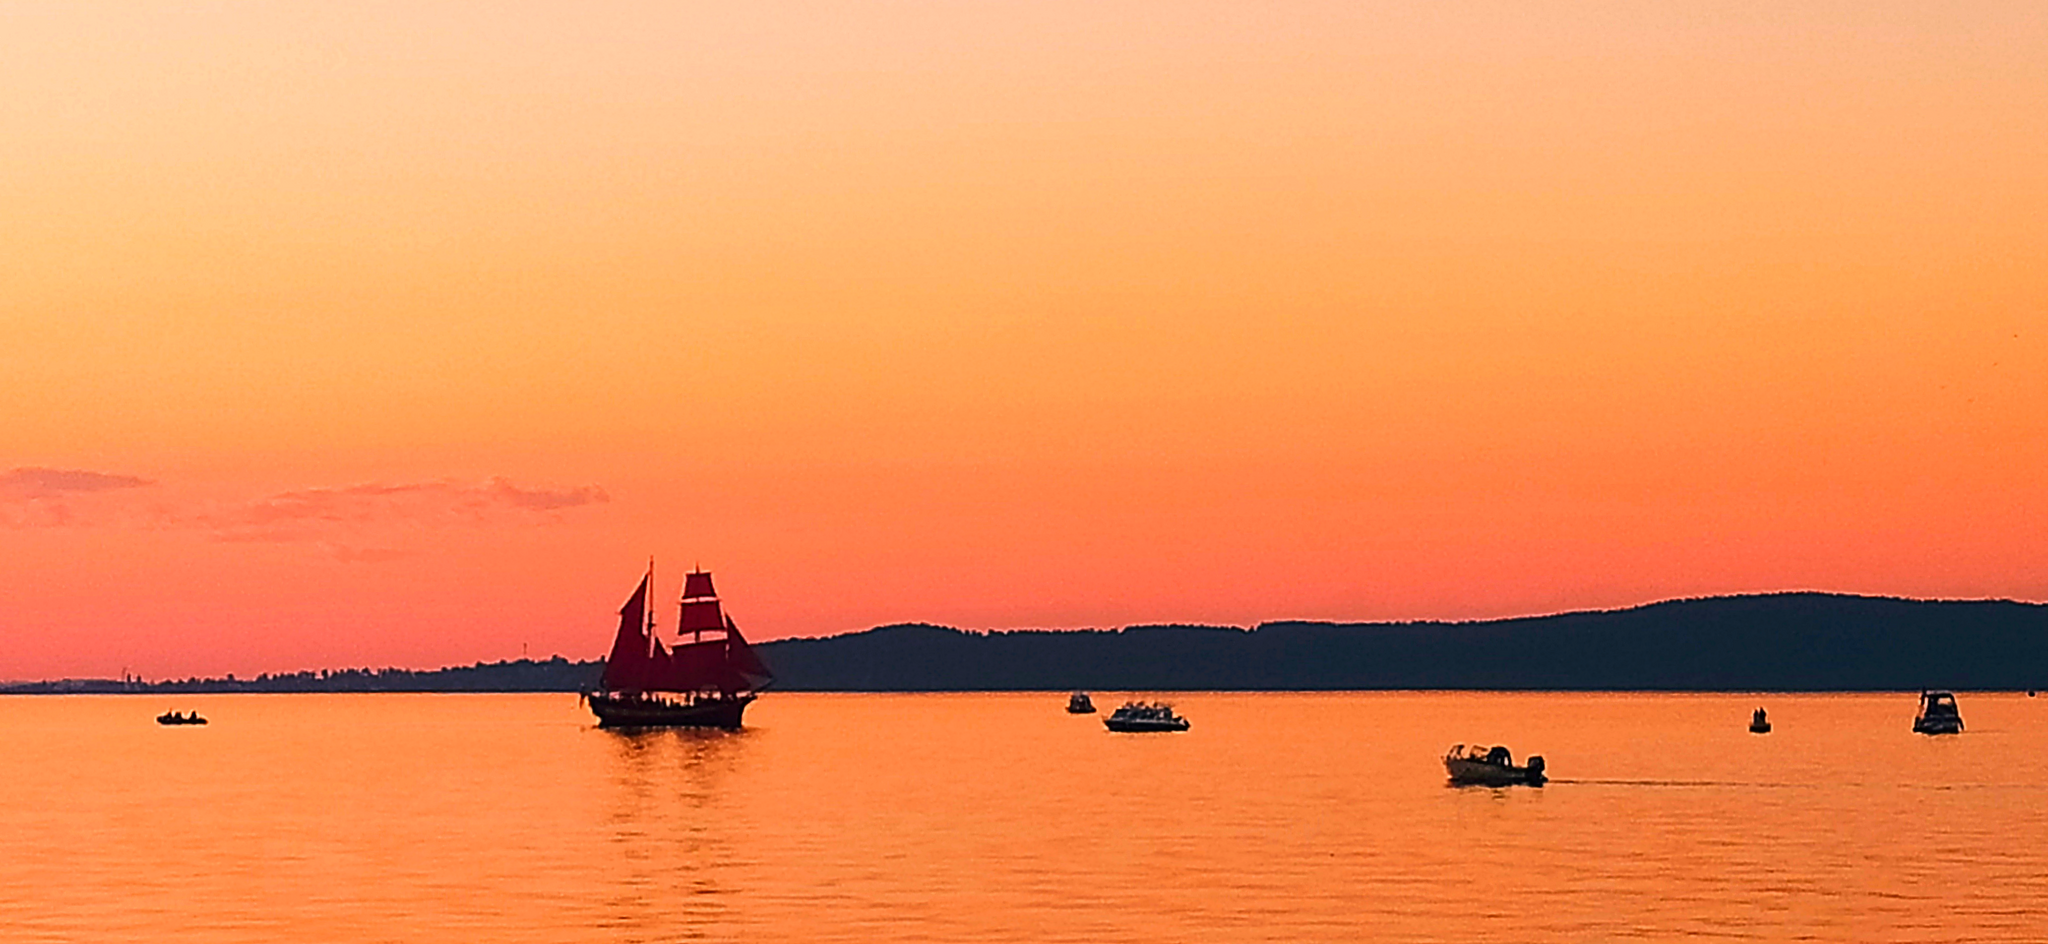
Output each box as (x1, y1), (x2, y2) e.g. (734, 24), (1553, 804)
(682, 571), (717, 600)
(604, 568), (773, 695)
(640, 637), (729, 693)
(599, 574), (653, 691)
(645, 637), (715, 692)
(674, 638), (729, 690)
(680, 599), (724, 632)
(642, 631), (772, 694)
(647, 637), (678, 688)
(724, 618), (773, 683)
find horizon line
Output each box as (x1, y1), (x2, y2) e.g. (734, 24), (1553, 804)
(11, 589), (2045, 686)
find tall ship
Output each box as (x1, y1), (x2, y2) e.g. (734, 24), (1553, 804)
(586, 563), (774, 729)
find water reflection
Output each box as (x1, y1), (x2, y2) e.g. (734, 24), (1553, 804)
(5, 693), (2048, 943)
(601, 726), (756, 942)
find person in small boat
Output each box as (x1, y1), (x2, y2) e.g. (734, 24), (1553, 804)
(1485, 745), (1511, 766)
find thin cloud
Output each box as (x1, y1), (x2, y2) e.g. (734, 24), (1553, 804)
(209, 525), (322, 544)
(0, 467), (153, 499)
(0, 467), (155, 528)
(207, 477), (609, 541)
(324, 544), (416, 564)
(1, 471), (607, 542)
(483, 477), (608, 511)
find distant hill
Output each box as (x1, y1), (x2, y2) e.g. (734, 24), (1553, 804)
(8, 593), (2046, 694)
(761, 593), (2048, 691)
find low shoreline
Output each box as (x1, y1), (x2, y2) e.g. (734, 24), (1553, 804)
(11, 592), (2046, 694)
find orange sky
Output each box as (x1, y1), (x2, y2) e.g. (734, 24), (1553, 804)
(3, 2), (2044, 679)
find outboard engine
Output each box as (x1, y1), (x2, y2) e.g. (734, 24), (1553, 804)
(1525, 755), (1546, 785)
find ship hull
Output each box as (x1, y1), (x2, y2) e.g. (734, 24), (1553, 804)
(1104, 718), (1189, 732)
(1913, 717), (1962, 735)
(1444, 758), (1544, 786)
(588, 692), (755, 729)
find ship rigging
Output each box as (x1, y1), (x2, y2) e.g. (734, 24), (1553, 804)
(586, 562), (774, 729)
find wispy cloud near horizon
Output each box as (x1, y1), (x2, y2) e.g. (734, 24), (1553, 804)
(2, 470), (608, 553)
(0, 467), (156, 528)
(0, 467), (154, 498)
(204, 477), (609, 544)
(322, 543), (417, 564)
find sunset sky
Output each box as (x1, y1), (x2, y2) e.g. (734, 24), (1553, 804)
(4, 2), (2043, 679)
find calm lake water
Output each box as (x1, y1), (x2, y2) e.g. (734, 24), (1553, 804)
(4, 692), (2045, 943)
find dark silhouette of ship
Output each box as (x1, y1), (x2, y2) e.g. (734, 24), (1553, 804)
(1066, 691), (1096, 713)
(156, 710), (206, 725)
(585, 563), (773, 729)
(1912, 690), (1963, 735)
(1103, 701), (1189, 732)
(1749, 707), (1771, 733)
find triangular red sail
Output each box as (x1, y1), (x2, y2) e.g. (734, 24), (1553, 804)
(647, 636), (676, 688)
(600, 574), (652, 691)
(724, 618), (773, 683)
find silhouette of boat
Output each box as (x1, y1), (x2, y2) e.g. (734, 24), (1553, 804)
(156, 710), (207, 725)
(1066, 691), (1096, 714)
(1444, 744), (1545, 786)
(1749, 707), (1771, 734)
(1912, 690), (1964, 735)
(585, 563), (774, 730)
(1103, 701), (1188, 732)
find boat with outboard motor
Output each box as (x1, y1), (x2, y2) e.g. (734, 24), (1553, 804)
(156, 710), (207, 726)
(585, 562), (774, 729)
(1067, 691), (1096, 714)
(1749, 707), (1771, 734)
(1103, 701), (1189, 732)
(1444, 744), (1545, 786)
(1912, 690), (1963, 735)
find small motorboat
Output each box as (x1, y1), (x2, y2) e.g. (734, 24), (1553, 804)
(1749, 707), (1771, 734)
(1444, 744), (1545, 786)
(1066, 691), (1096, 714)
(156, 710), (207, 726)
(1912, 690), (1964, 735)
(1103, 701), (1189, 732)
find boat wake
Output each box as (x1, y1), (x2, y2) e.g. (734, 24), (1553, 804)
(1545, 778), (1807, 789)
